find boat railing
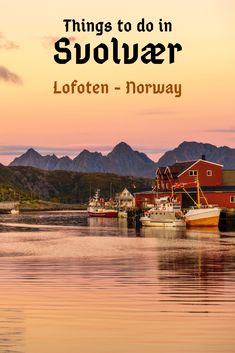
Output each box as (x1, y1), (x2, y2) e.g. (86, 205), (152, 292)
(189, 204), (219, 209)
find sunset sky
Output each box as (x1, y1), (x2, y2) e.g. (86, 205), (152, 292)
(0, 0), (235, 164)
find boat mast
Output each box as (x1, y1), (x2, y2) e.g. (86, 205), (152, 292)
(156, 179), (159, 200)
(196, 175), (200, 208)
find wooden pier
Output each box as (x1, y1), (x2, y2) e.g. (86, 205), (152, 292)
(127, 207), (235, 231)
(219, 208), (235, 231)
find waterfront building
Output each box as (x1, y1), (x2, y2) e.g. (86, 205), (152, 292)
(133, 157), (235, 209)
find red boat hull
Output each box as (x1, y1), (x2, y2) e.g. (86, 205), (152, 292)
(88, 211), (118, 218)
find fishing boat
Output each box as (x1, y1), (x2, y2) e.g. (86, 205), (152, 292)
(118, 210), (128, 218)
(140, 197), (185, 227)
(182, 178), (221, 227)
(184, 206), (221, 227)
(88, 189), (118, 218)
(10, 208), (19, 215)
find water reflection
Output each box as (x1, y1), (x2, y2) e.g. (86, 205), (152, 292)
(0, 309), (24, 353)
(0, 211), (88, 227)
(141, 226), (187, 239)
(0, 213), (235, 353)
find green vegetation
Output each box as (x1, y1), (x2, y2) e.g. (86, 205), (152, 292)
(0, 164), (152, 205)
(19, 200), (87, 211)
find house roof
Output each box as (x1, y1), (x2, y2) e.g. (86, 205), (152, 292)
(157, 159), (223, 178)
(128, 187), (154, 195)
(156, 167), (165, 174)
(156, 162), (196, 177)
(177, 159), (223, 177)
(167, 160), (197, 177)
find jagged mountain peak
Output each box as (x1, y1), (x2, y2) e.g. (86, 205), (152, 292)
(60, 156), (72, 161)
(8, 141), (235, 177)
(79, 149), (91, 155)
(74, 149), (103, 160)
(110, 142), (133, 154)
(79, 149), (102, 156)
(10, 142), (156, 177)
(178, 141), (216, 149)
(157, 141), (235, 168)
(24, 148), (41, 156)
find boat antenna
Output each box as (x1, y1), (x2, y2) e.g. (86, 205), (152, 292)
(110, 182), (112, 199)
(196, 175), (201, 208)
(155, 174), (159, 200)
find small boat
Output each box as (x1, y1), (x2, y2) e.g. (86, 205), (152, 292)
(118, 210), (128, 218)
(140, 197), (185, 227)
(183, 177), (221, 227)
(88, 190), (118, 218)
(184, 206), (220, 227)
(88, 208), (118, 217)
(10, 208), (19, 215)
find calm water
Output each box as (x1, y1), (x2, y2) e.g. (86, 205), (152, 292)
(0, 212), (235, 353)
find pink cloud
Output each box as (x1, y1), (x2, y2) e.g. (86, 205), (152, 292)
(0, 66), (22, 84)
(42, 36), (77, 49)
(0, 32), (19, 50)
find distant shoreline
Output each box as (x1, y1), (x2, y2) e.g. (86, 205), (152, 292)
(18, 201), (87, 213)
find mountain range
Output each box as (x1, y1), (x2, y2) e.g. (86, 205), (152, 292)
(9, 141), (235, 177)
(10, 142), (156, 177)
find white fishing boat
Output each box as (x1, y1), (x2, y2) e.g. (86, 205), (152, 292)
(182, 177), (221, 227)
(184, 206), (220, 227)
(140, 197), (185, 227)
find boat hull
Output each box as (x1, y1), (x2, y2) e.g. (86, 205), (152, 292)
(186, 216), (219, 227)
(118, 211), (128, 218)
(185, 207), (220, 227)
(140, 217), (185, 228)
(88, 211), (118, 218)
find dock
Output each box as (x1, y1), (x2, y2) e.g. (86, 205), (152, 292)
(219, 208), (235, 231)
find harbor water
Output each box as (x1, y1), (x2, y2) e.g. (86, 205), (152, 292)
(0, 211), (235, 353)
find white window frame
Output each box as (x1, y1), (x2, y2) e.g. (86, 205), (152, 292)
(207, 170), (212, 176)
(230, 196), (235, 203)
(189, 170), (198, 176)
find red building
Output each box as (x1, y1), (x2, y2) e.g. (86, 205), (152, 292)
(134, 157), (235, 209)
(156, 158), (222, 190)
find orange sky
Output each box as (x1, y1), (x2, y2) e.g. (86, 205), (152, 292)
(0, 0), (235, 164)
